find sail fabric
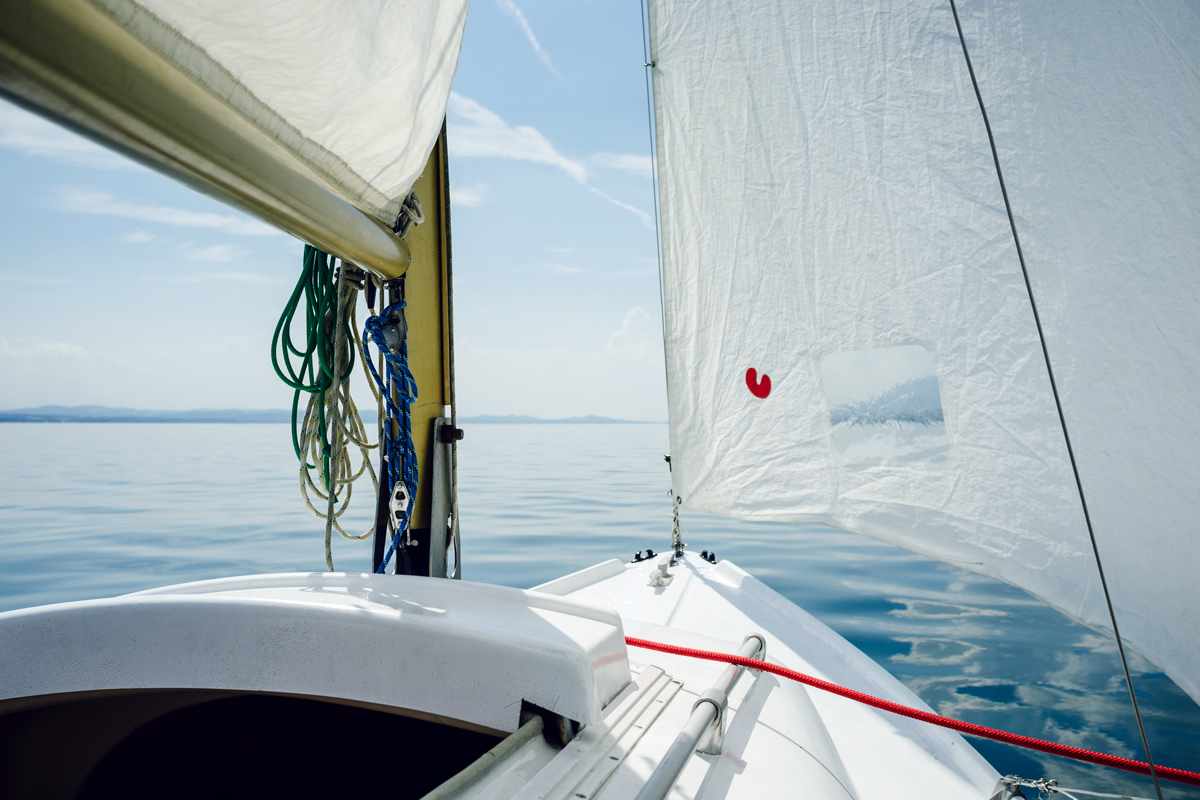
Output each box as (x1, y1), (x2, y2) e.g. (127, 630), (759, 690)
(650, 0), (1200, 703)
(92, 0), (469, 225)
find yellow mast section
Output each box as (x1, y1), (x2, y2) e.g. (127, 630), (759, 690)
(401, 128), (453, 532)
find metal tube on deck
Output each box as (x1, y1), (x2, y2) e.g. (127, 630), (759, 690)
(636, 634), (766, 800)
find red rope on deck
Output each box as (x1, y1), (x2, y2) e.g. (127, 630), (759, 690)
(625, 636), (1200, 787)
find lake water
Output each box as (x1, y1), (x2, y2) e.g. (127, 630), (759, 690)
(1, 422), (1197, 798)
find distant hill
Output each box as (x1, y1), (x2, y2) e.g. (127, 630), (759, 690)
(0, 406), (661, 425)
(458, 415), (657, 424)
(0, 405), (291, 423)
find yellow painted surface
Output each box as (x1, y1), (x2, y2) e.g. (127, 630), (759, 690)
(398, 130), (450, 530)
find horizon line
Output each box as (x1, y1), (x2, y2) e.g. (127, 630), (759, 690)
(0, 405), (666, 424)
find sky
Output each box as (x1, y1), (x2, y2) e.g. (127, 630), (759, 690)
(0, 0), (666, 420)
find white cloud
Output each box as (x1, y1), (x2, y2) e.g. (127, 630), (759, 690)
(0, 274), (73, 285)
(0, 334), (87, 360)
(447, 93), (586, 183)
(495, 0), (561, 79)
(57, 189), (278, 237)
(171, 271), (279, 284)
(0, 334), (293, 410)
(122, 230), (155, 244)
(590, 152), (653, 178)
(456, 337), (666, 420)
(590, 188), (654, 228)
(606, 307), (657, 357)
(185, 244), (237, 263)
(0, 102), (135, 170)
(547, 264), (584, 274)
(209, 336), (254, 358)
(451, 183), (487, 207)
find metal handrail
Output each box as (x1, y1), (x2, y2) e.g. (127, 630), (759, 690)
(635, 633), (766, 800)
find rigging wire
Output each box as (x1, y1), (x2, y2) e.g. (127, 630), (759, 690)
(639, 0), (668, 350)
(640, 0), (677, 496)
(642, 0), (686, 536)
(945, 4), (1162, 799)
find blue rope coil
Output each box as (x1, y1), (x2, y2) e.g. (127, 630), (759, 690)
(361, 298), (418, 574)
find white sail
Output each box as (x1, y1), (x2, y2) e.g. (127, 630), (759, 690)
(650, 0), (1200, 703)
(0, 0), (468, 274)
(102, 0), (466, 225)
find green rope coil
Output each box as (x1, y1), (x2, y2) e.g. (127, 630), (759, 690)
(270, 245), (358, 488)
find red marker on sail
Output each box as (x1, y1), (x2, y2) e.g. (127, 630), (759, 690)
(745, 368), (771, 398)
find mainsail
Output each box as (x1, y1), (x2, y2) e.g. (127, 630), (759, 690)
(0, 0), (469, 276)
(649, 0), (1200, 703)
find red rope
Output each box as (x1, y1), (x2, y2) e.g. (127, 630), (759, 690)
(625, 636), (1200, 787)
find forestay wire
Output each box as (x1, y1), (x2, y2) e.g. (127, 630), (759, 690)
(945, 4), (1162, 798)
(639, 0), (668, 353)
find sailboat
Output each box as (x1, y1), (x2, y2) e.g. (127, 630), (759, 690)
(1, 0), (1198, 798)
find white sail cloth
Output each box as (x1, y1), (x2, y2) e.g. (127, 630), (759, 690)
(97, 0), (468, 225)
(650, 0), (1200, 703)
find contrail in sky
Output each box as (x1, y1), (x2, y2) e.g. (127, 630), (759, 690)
(496, 0), (562, 80)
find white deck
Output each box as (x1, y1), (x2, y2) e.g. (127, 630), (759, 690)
(0, 554), (998, 798)
(535, 553), (998, 799)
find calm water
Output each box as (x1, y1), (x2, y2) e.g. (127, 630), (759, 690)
(1, 422), (1197, 797)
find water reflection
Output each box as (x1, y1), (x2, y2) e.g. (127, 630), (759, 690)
(888, 599), (1008, 620)
(891, 637), (984, 666)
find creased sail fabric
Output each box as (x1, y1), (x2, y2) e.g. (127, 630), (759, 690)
(650, 0), (1200, 703)
(99, 0), (468, 225)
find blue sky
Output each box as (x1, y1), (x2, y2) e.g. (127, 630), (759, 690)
(0, 0), (666, 420)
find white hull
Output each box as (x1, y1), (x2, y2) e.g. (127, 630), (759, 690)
(0, 553), (997, 798)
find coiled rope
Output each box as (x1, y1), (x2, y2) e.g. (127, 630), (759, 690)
(361, 280), (419, 574)
(625, 636), (1200, 787)
(271, 246), (380, 569)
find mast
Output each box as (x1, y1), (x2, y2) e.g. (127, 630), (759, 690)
(370, 126), (461, 578)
